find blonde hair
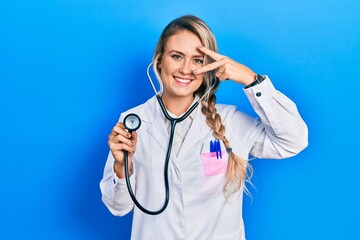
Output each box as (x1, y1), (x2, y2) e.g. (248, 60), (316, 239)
(152, 15), (253, 196)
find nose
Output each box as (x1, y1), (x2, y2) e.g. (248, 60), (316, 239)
(180, 60), (193, 75)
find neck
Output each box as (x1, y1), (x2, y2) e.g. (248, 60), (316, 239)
(161, 94), (195, 116)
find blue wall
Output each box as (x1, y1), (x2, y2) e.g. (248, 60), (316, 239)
(1, 0), (359, 239)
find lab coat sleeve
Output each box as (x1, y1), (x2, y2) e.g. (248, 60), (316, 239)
(243, 76), (308, 159)
(100, 151), (135, 216)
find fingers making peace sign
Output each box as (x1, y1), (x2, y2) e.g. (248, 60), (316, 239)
(193, 46), (256, 87)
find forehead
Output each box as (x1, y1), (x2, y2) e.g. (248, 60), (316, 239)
(164, 30), (202, 54)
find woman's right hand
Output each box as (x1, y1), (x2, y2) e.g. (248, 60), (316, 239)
(108, 122), (138, 178)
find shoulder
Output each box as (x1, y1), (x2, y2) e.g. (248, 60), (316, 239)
(216, 103), (237, 116)
(216, 103), (258, 127)
(216, 103), (241, 122)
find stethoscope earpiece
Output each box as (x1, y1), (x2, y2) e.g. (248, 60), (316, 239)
(123, 113), (141, 132)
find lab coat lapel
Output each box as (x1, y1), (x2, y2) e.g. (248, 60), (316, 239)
(178, 105), (210, 159)
(140, 96), (210, 170)
(142, 96), (169, 152)
(142, 97), (183, 173)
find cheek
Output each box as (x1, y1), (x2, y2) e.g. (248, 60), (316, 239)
(195, 73), (205, 82)
(161, 58), (179, 73)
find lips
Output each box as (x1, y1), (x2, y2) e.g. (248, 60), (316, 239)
(174, 76), (193, 85)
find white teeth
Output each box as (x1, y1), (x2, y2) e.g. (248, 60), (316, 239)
(175, 77), (191, 83)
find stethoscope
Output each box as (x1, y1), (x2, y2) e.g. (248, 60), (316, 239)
(122, 62), (215, 215)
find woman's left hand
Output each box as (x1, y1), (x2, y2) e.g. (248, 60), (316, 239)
(193, 46), (256, 86)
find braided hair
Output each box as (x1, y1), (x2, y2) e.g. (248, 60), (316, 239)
(152, 15), (253, 196)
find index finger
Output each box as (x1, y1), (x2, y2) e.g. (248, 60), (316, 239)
(198, 46), (223, 61)
(193, 60), (223, 74)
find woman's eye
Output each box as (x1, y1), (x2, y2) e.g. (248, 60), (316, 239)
(194, 59), (204, 65)
(171, 54), (182, 60)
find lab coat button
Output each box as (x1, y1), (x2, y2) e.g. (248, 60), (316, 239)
(256, 92), (262, 97)
(113, 178), (116, 184)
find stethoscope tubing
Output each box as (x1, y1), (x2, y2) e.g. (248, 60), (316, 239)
(122, 62), (213, 215)
(123, 97), (199, 215)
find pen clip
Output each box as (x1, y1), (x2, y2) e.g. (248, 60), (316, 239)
(215, 140), (222, 159)
(215, 142), (219, 159)
(210, 140), (214, 152)
(213, 140), (218, 159)
(210, 140), (222, 159)
(218, 140), (222, 159)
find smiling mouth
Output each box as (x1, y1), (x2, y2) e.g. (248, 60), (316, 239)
(174, 76), (193, 85)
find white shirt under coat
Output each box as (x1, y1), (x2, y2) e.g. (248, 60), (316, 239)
(100, 77), (308, 240)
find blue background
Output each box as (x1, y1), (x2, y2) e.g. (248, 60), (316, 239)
(1, 0), (359, 239)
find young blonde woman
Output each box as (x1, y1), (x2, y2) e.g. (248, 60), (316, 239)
(100, 15), (308, 240)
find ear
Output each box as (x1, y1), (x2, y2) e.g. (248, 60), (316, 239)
(157, 58), (162, 69)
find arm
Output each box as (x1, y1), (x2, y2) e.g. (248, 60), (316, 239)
(100, 117), (138, 216)
(244, 77), (308, 159)
(195, 46), (308, 159)
(100, 152), (135, 216)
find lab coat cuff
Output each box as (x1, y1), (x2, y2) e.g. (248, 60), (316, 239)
(243, 76), (276, 105)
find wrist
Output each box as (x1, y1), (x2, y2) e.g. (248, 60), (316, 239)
(243, 73), (257, 86)
(113, 161), (125, 178)
(114, 160), (133, 179)
(244, 74), (265, 89)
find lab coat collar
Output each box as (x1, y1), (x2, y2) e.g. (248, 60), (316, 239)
(164, 95), (199, 120)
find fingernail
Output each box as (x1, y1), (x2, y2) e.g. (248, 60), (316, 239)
(127, 133), (131, 138)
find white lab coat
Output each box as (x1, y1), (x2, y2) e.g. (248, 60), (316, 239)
(100, 77), (308, 240)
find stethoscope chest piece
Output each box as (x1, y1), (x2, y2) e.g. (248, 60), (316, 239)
(124, 113), (141, 132)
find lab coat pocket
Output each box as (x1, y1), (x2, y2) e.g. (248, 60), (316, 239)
(199, 143), (229, 197)
(201, 151), (228, 176)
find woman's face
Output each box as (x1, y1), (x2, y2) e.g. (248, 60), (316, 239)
(159, 30), (204, 102)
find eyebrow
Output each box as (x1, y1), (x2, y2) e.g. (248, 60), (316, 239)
(168, 50), (204, 58)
